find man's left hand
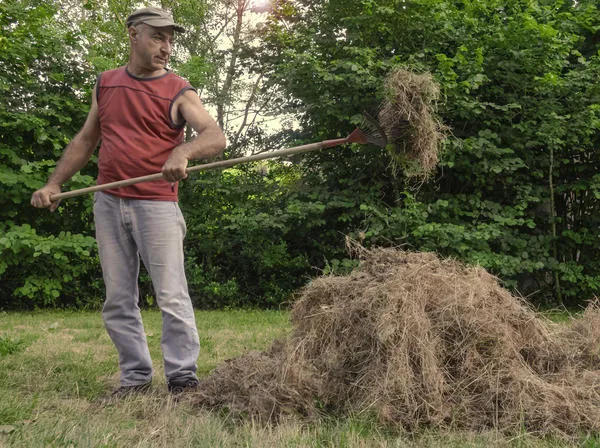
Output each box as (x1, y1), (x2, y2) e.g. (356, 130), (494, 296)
(162, 147), (189, 182)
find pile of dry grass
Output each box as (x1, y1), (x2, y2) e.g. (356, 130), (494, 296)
(193, 247), (600, 437)
(376, 68), (448, 177)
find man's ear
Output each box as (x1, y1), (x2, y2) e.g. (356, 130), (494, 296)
(128, 26), (138, 42)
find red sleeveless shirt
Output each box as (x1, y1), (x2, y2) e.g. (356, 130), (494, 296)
(96, 67), (195, 201)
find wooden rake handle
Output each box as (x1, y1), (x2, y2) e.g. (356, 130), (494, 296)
(50, 136), (351, 202)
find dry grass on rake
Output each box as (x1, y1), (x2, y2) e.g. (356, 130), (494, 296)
(377, 68), (449, 177)
(193, 248), (600, 437)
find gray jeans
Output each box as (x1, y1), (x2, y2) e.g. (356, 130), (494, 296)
(93, 191), (199, 386)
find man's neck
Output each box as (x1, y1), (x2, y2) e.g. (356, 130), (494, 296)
(126, 62), (166, 79)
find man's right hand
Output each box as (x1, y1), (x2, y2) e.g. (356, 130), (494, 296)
(31, 184), (61, 212)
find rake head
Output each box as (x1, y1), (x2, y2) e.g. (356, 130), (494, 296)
(347, 126), (387, 148)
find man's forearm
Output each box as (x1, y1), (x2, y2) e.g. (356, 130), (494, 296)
(47, 133), (98, 186)
(176, 127), (227, 162)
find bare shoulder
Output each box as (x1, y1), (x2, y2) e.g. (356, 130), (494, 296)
(174, 90), (219, 132)
(174, 88), (203, 109)
(79, 83), (101, 141)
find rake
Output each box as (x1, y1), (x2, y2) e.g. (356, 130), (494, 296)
(49, 67), (447, 202)
(50, 128), (384, 202)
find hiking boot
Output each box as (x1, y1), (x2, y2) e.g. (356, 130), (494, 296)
(167, 378), (199, 395)
(110, 381), (152, 398)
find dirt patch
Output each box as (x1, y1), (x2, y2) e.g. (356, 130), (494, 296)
(193, 247), (600, 437)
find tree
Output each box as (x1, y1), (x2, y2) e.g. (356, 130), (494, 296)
(0, 0), (99, 309)
(167, 0), (297, 155)
(259, 0), (600, 306)
(4, 0), (598, 309)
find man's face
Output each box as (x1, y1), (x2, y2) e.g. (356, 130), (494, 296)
(131, 24), (174, 71)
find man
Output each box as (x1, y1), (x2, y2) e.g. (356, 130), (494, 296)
(31, 7), (227, 396)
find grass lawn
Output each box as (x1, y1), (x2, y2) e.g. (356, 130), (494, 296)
(0, 309), (592, 447)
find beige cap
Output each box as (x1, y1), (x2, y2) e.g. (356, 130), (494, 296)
(126, 7), (185, 33)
